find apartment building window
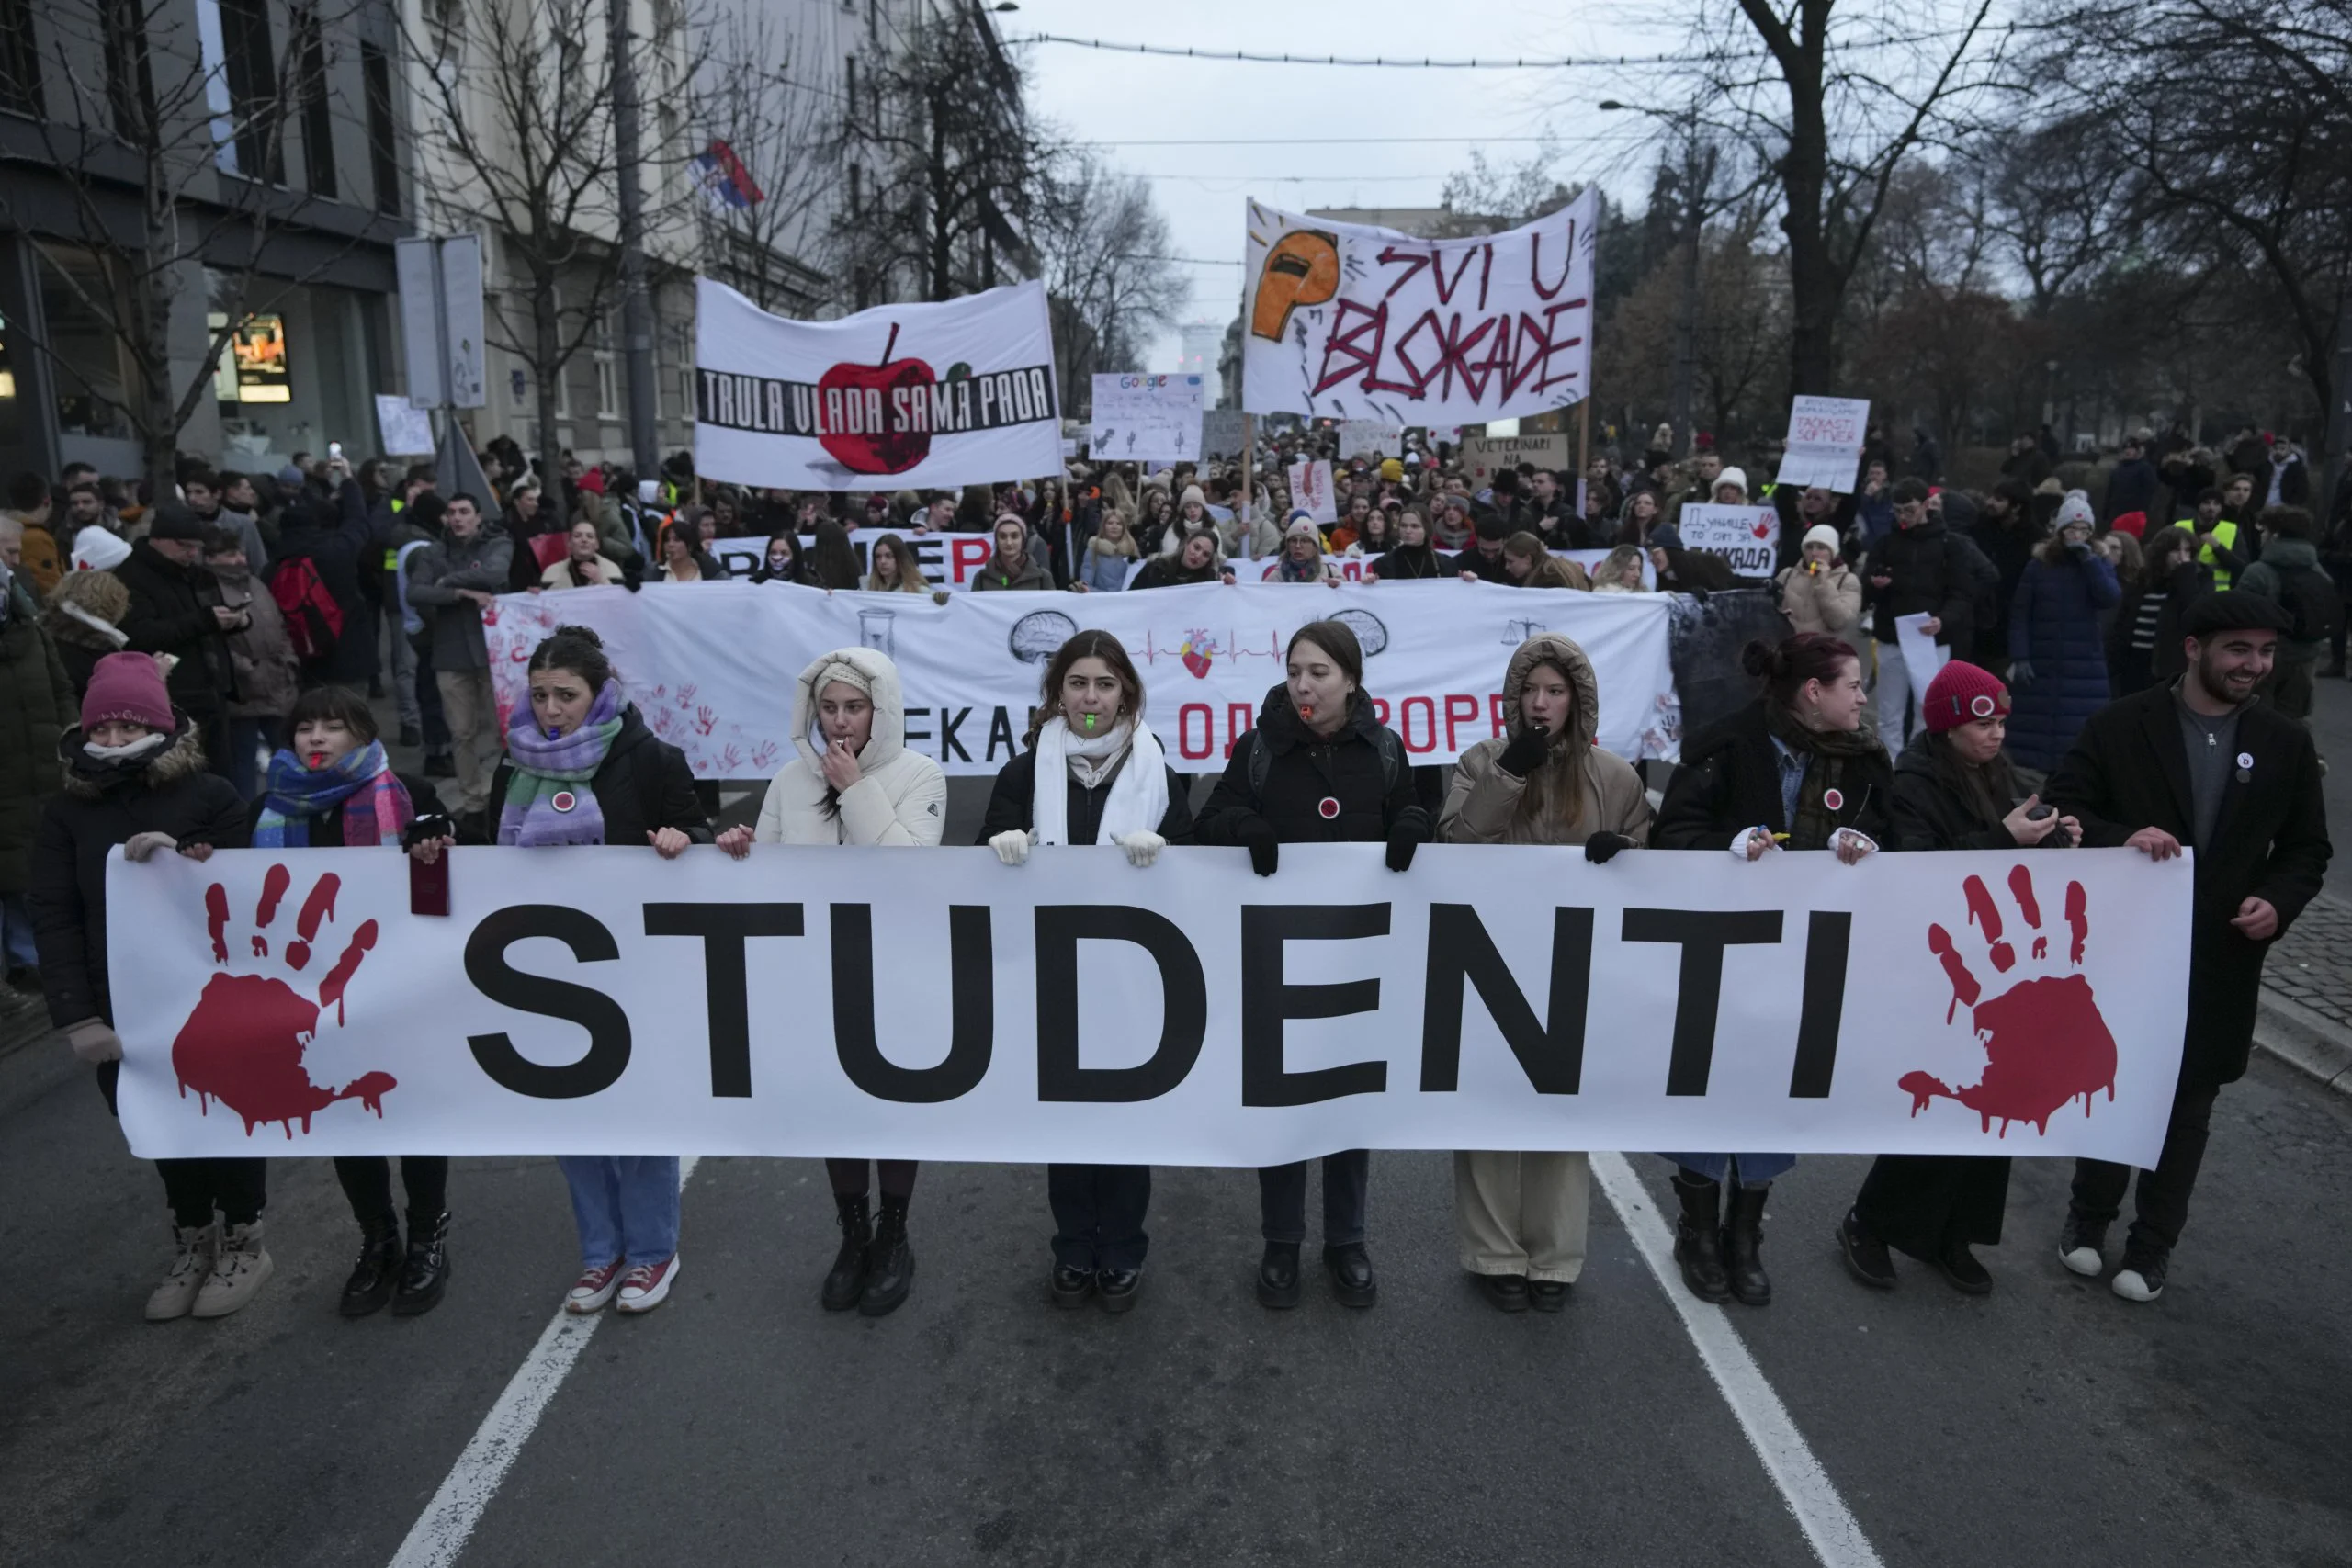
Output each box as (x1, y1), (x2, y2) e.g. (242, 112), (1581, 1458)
(362, 44), (401, 215)
(843, 56), (857, 118)
(293, 5), (336, 198)
(102, 0), (158, 146)
(848, 162), (862, 219)
(594, 320), (619, 419)
(0, 0), (42, 118)
(217, 0), (283, 182)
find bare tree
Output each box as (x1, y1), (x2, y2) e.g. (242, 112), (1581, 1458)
(1031, 155), (1185, 406)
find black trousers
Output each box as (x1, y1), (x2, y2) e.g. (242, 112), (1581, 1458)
(1854, 1154), (2011, 1258)
(1258, 1150), (1369, 1247)
(97, 1061), (266, 1229)
(2070, 1080), (2222, 1253)
(333, 1156), (449, 1228)
(1047, 1163), (1150, 1271)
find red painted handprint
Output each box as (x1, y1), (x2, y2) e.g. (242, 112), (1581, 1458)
(1899, 864), (2117, 1136)
(172, 867), (396, 1137)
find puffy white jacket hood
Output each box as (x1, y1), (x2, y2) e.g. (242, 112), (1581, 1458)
(754, 645), (945, 846)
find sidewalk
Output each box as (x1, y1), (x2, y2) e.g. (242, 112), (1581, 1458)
(2256, 891), (2352, 1096)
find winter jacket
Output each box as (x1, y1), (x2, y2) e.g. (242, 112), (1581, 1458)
(1862, 516), (1976, 651)
(968, 551), (1055, 592)
(540, 554), (628, 591)
(1196, 686), (1429, 848)
(1890, 736), (2029, 852)
(1216, 512), (1283, 562)
(209, 564), (301, 721)
(272, 478), (376, 683)
(28, 721), (249, 1028)
(1439, 635), (1650, 848)
(0, 580), (74, 895)
(1369, 545), (1445, 581)
(1131, 557), (1223, 590)
(978, 746), (1194, 848)
(8, 513), (64, 597)
(1774, 561), (1864, 641)
(1077, 538), (1136, 592)
(199, 505), (269, 576)
(2046, 685), (2330, 1087)
(1967, 513), (2041, 657)
(2102, 457), (2159, 525)
(2007, 546), (2120, 771)
(407, 526), (516, 671)
(115, 540), (238, 718)
(754, 647), (947, 845)
(487, 705), (712, 848)
(2236, 536), (2332, 649)
(1652, 700), (1896, 851)
(39, 574), (130, 699)
(241, 770), (437, 843)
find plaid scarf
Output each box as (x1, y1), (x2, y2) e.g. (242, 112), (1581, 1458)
(253, 740), (413, 848)
(1766, 704), (1883, 851)
(499, 681), (626, 846)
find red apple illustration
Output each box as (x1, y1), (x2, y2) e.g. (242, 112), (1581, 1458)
(818, 322), (934, 475)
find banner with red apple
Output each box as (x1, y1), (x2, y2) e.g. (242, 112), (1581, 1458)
(694, 277), (1065, 491)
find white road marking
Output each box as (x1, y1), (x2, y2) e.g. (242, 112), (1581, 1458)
(387, 1157), (700, 1568)
(1591, 1153), (1885, 1568)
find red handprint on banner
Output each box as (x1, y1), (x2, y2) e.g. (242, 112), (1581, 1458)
(172, 868), (396, 1137)
(1899, 864), (2116, 1135)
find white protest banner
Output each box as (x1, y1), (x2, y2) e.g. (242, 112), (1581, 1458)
(1336, 420), (1403, 458)
(1778, 395), (1870, 492)
(374, 394), (433, 456)
(693, 277), (1061, 491)
(707, 531), (1001, 592)
(108, 845), (2190, 1168)
(1090, 373), (1204, 464)
(1286, 457), (1338, 524)
(481, 581), (1680, 778)
(1242, 191), (1598, 424)
(1895, 611), (1951, 692)
(1198, 409), (1250, 459)
(1460, 434), (1571, 487)
(1678, 502), (1781, 578)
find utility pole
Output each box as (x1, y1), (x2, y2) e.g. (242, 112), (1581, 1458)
(2326, 290), (2352, 537)
(1668, 118), (1702, 463)
(610, 0), (662, 485)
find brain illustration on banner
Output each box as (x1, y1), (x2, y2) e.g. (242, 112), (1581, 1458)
(1242, 191), (1598, 425)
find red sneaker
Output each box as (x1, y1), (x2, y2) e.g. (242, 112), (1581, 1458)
(615, 1254), (679, 1315)
(566, 1261), (624, 1314)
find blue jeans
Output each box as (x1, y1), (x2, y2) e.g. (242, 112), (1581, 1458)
(556, 1156), (680, 1269)
(1661, 1152), (1797, 1189)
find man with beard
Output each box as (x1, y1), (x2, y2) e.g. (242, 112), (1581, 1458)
(2046, 592), (2330, 1303)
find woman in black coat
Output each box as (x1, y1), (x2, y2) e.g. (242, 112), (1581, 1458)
(28, 652), (254, 1322)
(1838, 661), (2078, 1295)
(1651, 633), (1893, 1308)
(1194, 620), (1430, 1311)
(978, 630), (1193, 1314)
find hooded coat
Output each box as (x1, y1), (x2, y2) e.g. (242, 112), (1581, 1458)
(1774, 559), (1864, 640)
(1440, 636), (1651, 847)
(753, 648), (947, 845)
(40, 570), (131, 698)
(0, 577), (74, 895)
(2007, 543), (2120, 770)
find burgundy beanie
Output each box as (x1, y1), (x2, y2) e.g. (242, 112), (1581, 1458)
(1922, 660), (2009, 734)
(82, 651), (175, 733)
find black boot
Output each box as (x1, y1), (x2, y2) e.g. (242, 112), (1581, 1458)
(821, 1194), (871, 1312)
(339, 1220), (403, 1317)
(392, 1210), (451, 1315)
(1256, 1242), (1302, 1309)
(1724, 1184), (1772, 1306)
(1838, 1207), (1897, 1290)
(1323, 1242), (1377, 1308)
(1673, 1175), (1731, 1303)
(858, 1194), (913, 1317)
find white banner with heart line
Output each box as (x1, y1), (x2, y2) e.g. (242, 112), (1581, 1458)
(107, 845), (2190, 1165)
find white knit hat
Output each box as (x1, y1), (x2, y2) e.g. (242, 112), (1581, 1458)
(1713, 467), (1749, 497)
(1802, 523), (1841, 554)
(2054, 490), (2096, 533)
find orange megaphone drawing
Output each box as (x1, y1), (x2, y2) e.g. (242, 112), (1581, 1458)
(1250, 230), (1340, 341)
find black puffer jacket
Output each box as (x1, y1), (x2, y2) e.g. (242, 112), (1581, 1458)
(115, 540), (238, 717)
(486, 705), (712, 846)
(1890, 735), (2032, 852)
(1652, 700), (1896, 851)
(28, 721), (250, 1027)
(1196, 686), (1428, 846)
(0, 583), (74, 896)
(977, 747), (1193, 848)
(1863, 516), (1977, 650)
(272, 477), (377, 683)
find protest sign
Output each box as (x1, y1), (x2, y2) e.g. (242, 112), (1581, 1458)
(1198, 409), (1250, 460)
(1286, 457), (1338, 524)
(1678, 503), (1781, 577)
(1460, 434), (1571, 487)
(1778, 396), (1870, 492)
(693, 277), (1061, 491)
(1336, 420), (1403, 458)
(373, 395), (433, 456)
(1242, 191), (1598, 425)
(110, 844), (2188, 1168)
(1089, 373), (1205, 464)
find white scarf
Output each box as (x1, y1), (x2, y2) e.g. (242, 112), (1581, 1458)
(1032, 716), (1169, 846)
(59, 601), (130, 647)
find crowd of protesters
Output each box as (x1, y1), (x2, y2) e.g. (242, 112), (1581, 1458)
(0, 409), (2335, 1330)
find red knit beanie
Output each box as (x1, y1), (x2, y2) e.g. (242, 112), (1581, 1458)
(1922, 660), (2009, 733)
(82, 651), (175, 733)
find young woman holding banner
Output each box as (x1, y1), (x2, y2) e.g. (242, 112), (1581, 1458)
(1196, 620), (1430, 1311)
(978, 630), (1192, 1313)
(718, 647), (945, 1316)
(413, 626), (710, 1316)
(1439, 635), (1652, 1313)
(1650, 632), (1894, 1308)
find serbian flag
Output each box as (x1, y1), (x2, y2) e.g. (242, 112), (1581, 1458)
(692, 140), (763, 212)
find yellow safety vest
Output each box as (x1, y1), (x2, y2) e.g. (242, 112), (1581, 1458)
(2181, 516), (2237, 588)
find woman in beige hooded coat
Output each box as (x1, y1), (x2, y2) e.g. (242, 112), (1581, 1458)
(1439, 633), (1652, 1312)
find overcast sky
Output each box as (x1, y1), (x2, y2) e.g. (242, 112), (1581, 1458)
(1010, 0), (1691, 370)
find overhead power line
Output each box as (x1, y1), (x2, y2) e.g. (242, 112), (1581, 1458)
(1010, 34), (1699, 69)
(1080, 135), (1561, 146)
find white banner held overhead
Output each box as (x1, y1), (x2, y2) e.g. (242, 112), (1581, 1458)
(480, 581), (1680, 777)
(1678, 502), (1781, 578)
(108, 846), (2189, 1168)
(1336, 420), (1404, 458)
(1242, 190), (1598, 425)
(1778, 395), (1870, 492)
(1089, 373), (1205, 464)
(1286, 457), (1338, 524)
(693, 278), (1063, 491)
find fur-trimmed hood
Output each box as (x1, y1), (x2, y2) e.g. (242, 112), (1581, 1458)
(1500, 633), (1600, 750)
(56, 716), (208, 798)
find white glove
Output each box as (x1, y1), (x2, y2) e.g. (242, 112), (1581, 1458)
(1113, 830), (1165, 868)
(1830, 827), (1879, 862)
(1728, 827), (1781, 861)
(989, 829), (1032, 867)
(67, 1020), (123, 1064)
(122, 831), (177, 863)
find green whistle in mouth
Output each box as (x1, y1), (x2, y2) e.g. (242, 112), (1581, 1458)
(1081, 712), (1098, 730)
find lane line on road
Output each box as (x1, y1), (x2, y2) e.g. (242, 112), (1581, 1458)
(387, 1157), (701, 1568)
(1591, 1153), (1885, 1568)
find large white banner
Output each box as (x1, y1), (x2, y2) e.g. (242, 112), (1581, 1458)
(693, 278), (1062, 491)
(481, 582), (1679, 778)
(1089, 373), (1204, 464)
(107, 845), (2190, 1167)
(1242, 191), (1598, 425)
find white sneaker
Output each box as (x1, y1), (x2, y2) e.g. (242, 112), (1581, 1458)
(566, 1261), (625, 1314)
(615, 1254), (679, 1315)
(191, 1221), (274, 1318)
(146, 1224), (216, 1322)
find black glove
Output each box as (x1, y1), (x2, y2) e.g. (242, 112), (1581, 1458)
(1236, 814), (1280, 877)
(1584, 830), (1636, 864)
(402, 812), (458, 848)
(1385, 818), (1427, 873)
(1496, 725), (1550, 779)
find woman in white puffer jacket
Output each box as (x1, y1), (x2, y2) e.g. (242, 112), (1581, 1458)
(718, 645), (944, 1317)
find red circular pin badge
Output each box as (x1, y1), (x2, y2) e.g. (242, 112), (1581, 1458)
(1970, 694), (1996, 718)
(1822, 788), (1845, 812)
(552, 790), (577, 814)
(1317, 796), (1340, 820)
